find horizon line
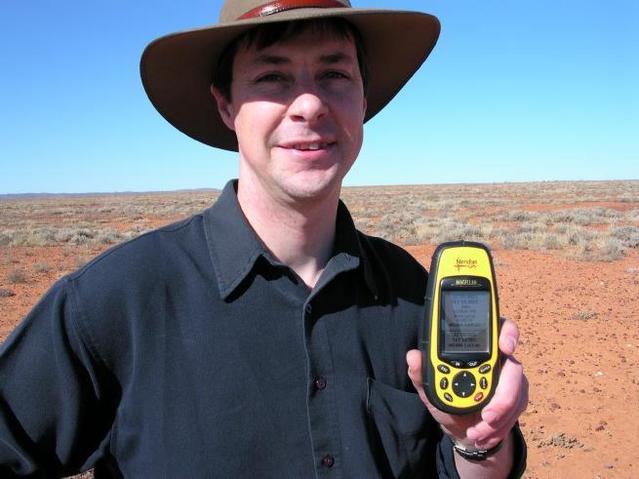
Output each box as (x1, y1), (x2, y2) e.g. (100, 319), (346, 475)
(2, 178), (638, 198)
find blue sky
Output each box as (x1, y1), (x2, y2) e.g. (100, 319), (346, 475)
(1, 0), (637, 193)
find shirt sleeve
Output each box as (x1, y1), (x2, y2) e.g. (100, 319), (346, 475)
(435, 423), (527, 478)
(0, 276), (117, 477)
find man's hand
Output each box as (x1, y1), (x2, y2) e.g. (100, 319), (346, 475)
(406, 318), (528, 449)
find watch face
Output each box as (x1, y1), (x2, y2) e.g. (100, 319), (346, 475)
(440, 289), (490, 354)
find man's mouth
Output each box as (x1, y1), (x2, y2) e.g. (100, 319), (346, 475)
(280, 139), (335, 151)
(291, 142), (331, 151)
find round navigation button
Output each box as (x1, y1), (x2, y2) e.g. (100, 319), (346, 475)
(452, 371), (477, 398)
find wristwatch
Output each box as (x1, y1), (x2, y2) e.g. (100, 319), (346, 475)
(452, 439), (503, 461)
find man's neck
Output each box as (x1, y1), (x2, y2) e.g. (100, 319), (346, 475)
(236, 179), (339, 289)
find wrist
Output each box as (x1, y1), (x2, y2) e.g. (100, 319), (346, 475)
(452, 431), (515, 479)
(452, 438), (504, 461)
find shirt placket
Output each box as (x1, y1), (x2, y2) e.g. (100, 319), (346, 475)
(303, 294), (345, 477)
(302, 254), (360, 478)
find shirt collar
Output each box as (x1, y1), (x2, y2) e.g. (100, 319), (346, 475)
(203, 179), (378, 300)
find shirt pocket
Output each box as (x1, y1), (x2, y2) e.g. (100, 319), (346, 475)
(366, 378), (439, 478)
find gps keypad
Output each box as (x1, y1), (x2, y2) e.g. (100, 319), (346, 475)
(436, 362), (492, 404)
(452, 371), (476, 398)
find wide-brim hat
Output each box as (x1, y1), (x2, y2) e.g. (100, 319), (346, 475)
(141, 0), (440, 151)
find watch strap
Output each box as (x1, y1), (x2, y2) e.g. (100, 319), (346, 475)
(452, 439), (504, 461)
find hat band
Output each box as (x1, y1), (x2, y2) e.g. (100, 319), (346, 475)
(238, 0), (346, 20)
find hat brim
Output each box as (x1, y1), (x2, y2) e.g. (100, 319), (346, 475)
(141, 8), (440, 151)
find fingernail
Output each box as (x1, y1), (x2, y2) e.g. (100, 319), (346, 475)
(508, 338), (517, 352)
(483, 410), (497, 424)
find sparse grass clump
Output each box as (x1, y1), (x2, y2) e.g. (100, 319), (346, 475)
(7, 269), (28, 284)
(33, 262), (51, 273)
(598, 238), (625, 261)
(542, 234), (563, 250)
(612, 226), (639, 248)
(569, 310), (599, 321)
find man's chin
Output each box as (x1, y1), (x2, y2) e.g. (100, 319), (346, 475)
(278, 174), (343, 204)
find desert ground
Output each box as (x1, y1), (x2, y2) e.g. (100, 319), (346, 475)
(1, 180), (638, 478)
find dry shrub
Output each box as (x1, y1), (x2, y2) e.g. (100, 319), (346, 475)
(7, 269), (28, 284)
(33, 262), (52, 273)
(598, 238), (625, 261)
(501, 231), (534, 250)
(569, 310), (599, 321)
(0, 231), (12, 246)
(542, 234), (564, 250)
(612, 226), (639, 248)
(566, 236), (625, 262)
(0, 288), (16, 297)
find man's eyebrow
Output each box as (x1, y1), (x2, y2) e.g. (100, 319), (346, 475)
(251, 51), (354, 66)
(253, 54), (290, 65)
(319, 52), (353, 64)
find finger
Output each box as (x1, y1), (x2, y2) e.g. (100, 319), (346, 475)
(498, 317), (519, 355)
(466, 356), (526, 444)
(467, 357), (526, 443)
(470, 378), (528, 449)
(405, 349), (424, 389)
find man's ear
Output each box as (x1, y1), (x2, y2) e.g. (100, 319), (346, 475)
(210, 84), (235, 131)
(362, 97), (367, 118)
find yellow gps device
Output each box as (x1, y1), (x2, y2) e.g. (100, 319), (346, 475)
(420, 241), (500, 414)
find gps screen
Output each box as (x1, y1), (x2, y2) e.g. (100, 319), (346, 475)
(440, 290), (490, 354)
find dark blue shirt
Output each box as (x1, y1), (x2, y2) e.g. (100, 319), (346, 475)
(0, 181), (525, 478)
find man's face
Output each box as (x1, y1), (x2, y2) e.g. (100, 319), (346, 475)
(213, 27), (367, 204)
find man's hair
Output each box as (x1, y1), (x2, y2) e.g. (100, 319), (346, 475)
(212, 18), (369, 101)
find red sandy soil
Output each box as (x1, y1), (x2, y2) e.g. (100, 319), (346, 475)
(2, 244), (638, 478)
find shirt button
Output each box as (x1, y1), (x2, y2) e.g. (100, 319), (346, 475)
(321, 454), (335, 468)
(314, 376), (327, 390)
(305, 304), (313, 315)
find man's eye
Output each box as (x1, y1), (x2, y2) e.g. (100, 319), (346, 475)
(255, 73), (287, 83)
(323, 71), (349, 80)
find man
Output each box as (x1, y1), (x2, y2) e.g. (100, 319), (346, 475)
(0, 1), (528, 477)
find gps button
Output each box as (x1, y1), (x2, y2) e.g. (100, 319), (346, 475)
(452, 371), (477, 398)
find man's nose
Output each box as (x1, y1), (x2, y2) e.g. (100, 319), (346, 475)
(287, 79), (328, 123)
